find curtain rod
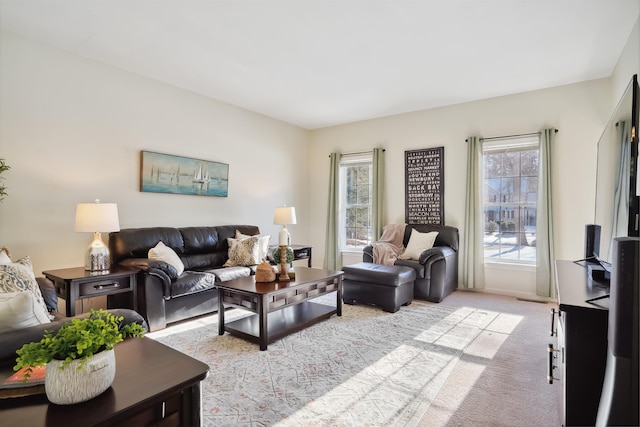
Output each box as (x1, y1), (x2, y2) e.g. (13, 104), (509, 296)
(328, 149), (385, 157)
(480, 129), (558, 142)
(466, 129), (558, 142)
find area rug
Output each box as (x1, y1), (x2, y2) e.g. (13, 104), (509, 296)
(147, 299), (498, 427)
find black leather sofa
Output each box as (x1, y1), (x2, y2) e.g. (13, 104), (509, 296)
(109, 225), (261, 332)
(0, 277), (147, 369)
(363, 224), (459, 302)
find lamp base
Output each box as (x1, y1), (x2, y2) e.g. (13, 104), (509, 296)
(85, 232), (110, 272)
(278, 245), (290, 281)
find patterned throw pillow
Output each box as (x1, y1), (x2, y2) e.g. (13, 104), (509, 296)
(0, 256), (52, 321)
(235, 230), (271, 261)
(224, 236), (261, 267)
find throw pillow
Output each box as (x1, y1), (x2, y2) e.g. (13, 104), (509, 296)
(0, 256), (52, 320)
(398, 229), (439, 260)
(0, 291), (51, 333)
(224, 235), (261, 267)
(0, 248), (11, 265)
(235, 231), (271, 261)
(148, 241), (185, 276)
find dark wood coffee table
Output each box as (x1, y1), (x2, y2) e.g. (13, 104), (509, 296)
(0, 337), (209, 426)
(217, 267), (343, 350)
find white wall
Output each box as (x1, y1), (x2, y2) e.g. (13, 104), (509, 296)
(309, 79), (611, 298)
(611, 16), (640, 104)
(309, 15), (639, 300)
(0, 32), (310, 274)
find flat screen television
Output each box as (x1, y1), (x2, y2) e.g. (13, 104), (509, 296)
(593, 74), (639, 264)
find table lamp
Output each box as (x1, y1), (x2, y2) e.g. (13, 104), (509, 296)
(273, 206), (296, 246)
(75, 199), (120, 271)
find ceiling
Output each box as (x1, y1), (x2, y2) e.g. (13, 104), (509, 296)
(1, 1), (639, 129)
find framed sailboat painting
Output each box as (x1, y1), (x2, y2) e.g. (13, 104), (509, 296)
(140, 151), (229, 197)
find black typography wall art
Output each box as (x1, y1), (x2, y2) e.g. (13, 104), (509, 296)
(405, 147), (444, 224)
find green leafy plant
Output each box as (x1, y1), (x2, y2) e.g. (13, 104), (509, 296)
(14, 309), (145, 378)
(272, 247), (294, 264)
(0, 158), (10, 201)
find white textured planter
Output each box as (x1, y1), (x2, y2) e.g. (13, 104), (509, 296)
(45, 349), (116, 405)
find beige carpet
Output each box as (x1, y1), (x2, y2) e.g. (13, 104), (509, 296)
(147, 290), (561, 427)
(417, 290), (562, 427)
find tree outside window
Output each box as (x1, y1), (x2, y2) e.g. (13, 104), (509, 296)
(483, 137), (539, 263)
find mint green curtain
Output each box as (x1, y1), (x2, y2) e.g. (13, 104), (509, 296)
(536, 129), (556, 298)
(462, 136), (485, 289)
(324, 153), (342, 270)
(371, 148), (385, 241)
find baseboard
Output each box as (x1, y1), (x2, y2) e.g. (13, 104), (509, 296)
(456, 287), (556, 304)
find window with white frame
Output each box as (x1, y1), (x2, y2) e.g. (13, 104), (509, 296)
(482, 135), (539, 264)
(339, 153), (372, 250)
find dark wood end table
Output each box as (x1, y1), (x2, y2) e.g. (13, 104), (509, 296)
(0, 337), (209, 426)
(42, 265), (138, 317)
(217, 267), (342, 350)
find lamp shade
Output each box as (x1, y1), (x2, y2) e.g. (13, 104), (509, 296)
(273, 206), (297, 225)
(75, 201), (120, 232)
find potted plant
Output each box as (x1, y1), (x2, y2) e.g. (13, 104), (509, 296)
(14, 309), (144, 404)
(0, 158), (10, 202)
(271, 247), (294, 264)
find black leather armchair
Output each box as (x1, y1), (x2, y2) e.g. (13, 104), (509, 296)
(363, 224), (459, 302)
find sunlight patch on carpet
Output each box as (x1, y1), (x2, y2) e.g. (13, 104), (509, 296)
(148, 301), (493, 426)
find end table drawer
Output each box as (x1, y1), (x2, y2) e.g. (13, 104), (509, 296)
(78, 276), (132, 297)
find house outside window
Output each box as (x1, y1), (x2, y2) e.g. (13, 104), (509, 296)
(483, 135), (539, 264)
(339, 153), (372, 250)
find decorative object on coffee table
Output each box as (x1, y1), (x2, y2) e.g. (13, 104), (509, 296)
(75, 199), (120, 271)
(13, 309), (144, 405)
(255, 259), (276, 282)
(278, 245), (290, 281)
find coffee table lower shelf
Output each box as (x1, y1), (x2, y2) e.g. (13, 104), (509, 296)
(224, 301), (336, 347)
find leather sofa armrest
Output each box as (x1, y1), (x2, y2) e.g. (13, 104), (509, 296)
(146, 268), (172, 298)
(36, 276), (57, 313)
(363, 245), (374, 262)
(119, 257), (151, 270)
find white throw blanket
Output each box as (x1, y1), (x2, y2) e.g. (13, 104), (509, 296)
(372, 224), (406, 265)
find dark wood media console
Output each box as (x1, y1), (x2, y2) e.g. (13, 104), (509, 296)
(551, 260), (610, 426)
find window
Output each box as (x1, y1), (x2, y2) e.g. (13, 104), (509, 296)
(482, 135), (539, 264)
(339, 153), (372, 250)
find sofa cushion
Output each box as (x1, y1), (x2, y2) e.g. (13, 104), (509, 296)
(399, 229), (439, 260)
(0, 256), (52, 320)
(149, 241), (185, 276)
(224, 236), (260, 267)
(170, 271), (216, 298)
(206, 266), (252, 282)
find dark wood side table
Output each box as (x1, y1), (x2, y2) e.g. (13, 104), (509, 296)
(42, 266), (138, 317)
(0, 337), (209, 426)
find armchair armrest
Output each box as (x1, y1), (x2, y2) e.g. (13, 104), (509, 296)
(418, 246), (455, 264)
(363, 245), (374, 263)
